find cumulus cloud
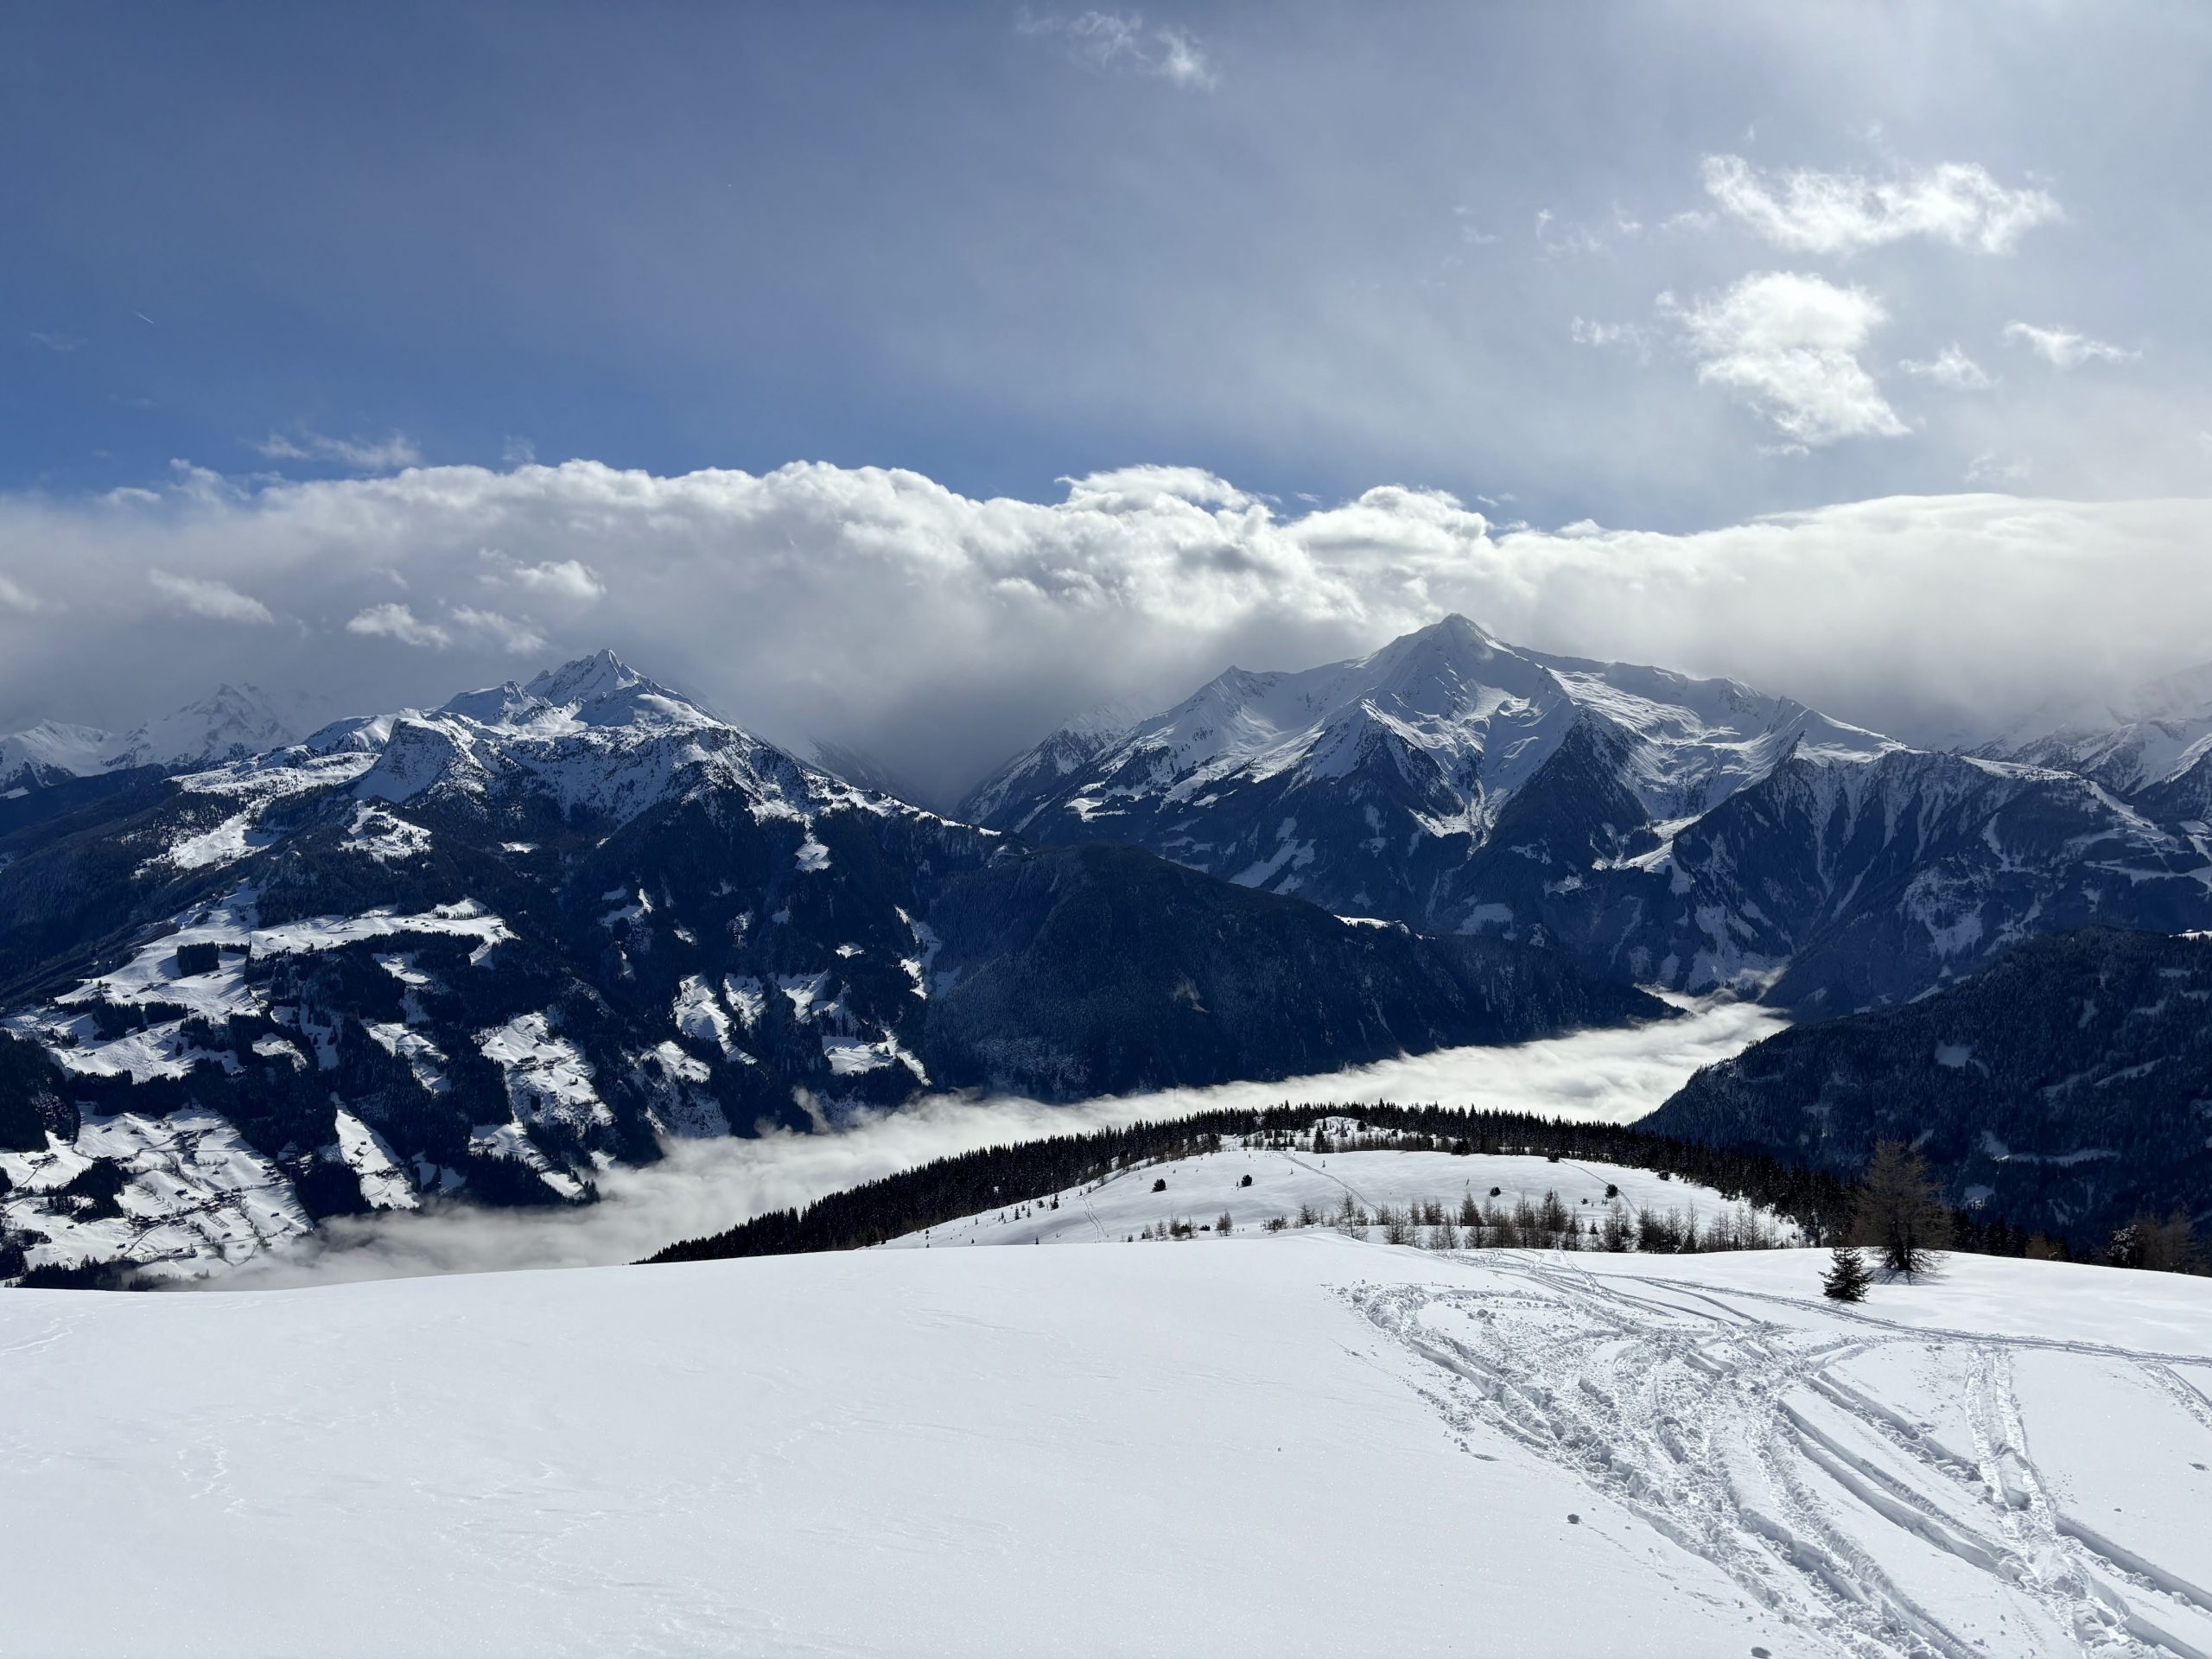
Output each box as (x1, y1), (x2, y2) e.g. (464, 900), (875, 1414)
(480, 550), (607, 602)
(4, 455), (2212, 792)
(1017, 10), (1217, 89)
(148, 569), (276, 625)
(1898, 343), (1994, 390)
(209, 1003), (1783, 1287)
(449, 605), (549, 655)
(2003, 321), (2139, 368)
(252, 429), (424, 472)
(1666, 271), (1909, 445)
(1701, 155), (2061, 256)
(346, 601), (452, 649)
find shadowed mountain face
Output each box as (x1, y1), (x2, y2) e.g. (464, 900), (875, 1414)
(0, 652), (1662, 1281)
(963, 618), (2212, 1010)
(1643, 927), (2212, 1249)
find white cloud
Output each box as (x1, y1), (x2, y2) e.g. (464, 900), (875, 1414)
(449, 605), (549, 656)
(0, 574), (45, 613)
(480, 550), (607, 602)
(8, 459), (2212, 792)
(252, 429), (424, 472)
(29, 330), (83, 353)
(1017, 10), (1217, 89)
(1897, 344), (1994, 390)
(1964, 453), (2033, 487)
(2002, 321), (2139, 369)
(148, 569), (276, 626)
(346, 602), (452, 649)
(1667, 271), (1909, 446)
(502, 436), (537, 466)
(1701, 155), (2061, 256)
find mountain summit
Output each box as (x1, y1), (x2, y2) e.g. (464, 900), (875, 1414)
(962, 613), (1897, 916)
(962, 617), (2212, 1007)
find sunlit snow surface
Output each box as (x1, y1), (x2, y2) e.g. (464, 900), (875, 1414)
(3, 1246), (2208, 1657)
(886, 1134), (1787, 1248)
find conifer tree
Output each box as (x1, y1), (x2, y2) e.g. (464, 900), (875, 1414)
(1821, 1245), (1873, 1302)
(1852, 1141), (1952, 1279)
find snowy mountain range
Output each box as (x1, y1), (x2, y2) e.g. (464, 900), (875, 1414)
(0, 683), (307, 795)
(0, 651), (1652, 1281)
(966, 616), (2212, 1008)
(1977, 657), (2212, 818)
(10, 625), (2212, 1283)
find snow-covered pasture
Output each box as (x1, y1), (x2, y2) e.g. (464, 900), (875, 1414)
(2, 1244), (2207, 1656)
(885, 1128), (1793, 1250)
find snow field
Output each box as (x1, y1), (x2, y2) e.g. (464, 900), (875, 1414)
(2, 1245), (2206, 1656)
(885, 1129), (1791, 1249)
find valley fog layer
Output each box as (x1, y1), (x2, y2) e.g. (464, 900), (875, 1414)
(211, 999), (1781, 1287)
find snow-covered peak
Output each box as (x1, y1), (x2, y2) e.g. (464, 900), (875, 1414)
(1983, 656), (2212, 795)
(159, 650), (896, 841)
(2, 686), (309, 791)
(0, 719), (115, 787)
(971, 617), (1898, 831)
(105, 683), (304, 770)
(523, 648), (645, 708)
(435, 651), (716, 740)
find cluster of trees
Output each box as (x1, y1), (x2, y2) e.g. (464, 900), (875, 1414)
(1283, 1188), (1782, 1254)
(1823, 1140), (1953, 1300)
(1116, 1185), (1784, 1255)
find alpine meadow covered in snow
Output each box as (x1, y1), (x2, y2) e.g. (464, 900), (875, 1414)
(5, 4), (2212, 1656)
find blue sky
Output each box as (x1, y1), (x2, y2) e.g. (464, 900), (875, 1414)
(3, 3), (2209, 791)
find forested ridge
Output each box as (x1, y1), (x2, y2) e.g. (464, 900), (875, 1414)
(643, 1102), (1866, 1264)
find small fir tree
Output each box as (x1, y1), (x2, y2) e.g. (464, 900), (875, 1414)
(1821, 1245), (1873, 1303)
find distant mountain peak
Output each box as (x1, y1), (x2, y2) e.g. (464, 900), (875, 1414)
(957, 617), (1904, 934)
(524, 648), (646, 707)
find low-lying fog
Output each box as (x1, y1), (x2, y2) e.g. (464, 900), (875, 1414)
(213, 1000), (1784, 1289)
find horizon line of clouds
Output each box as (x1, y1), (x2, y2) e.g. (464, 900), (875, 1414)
(3, 453), (2212, 791)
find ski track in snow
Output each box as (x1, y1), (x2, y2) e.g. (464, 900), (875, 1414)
(1357, 1255), (2212, 1659)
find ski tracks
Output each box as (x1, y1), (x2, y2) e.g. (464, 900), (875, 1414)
(1352, 1256), (2212, 1658)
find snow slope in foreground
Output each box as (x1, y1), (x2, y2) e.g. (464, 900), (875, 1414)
(3, 1244), (2209, 1658)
